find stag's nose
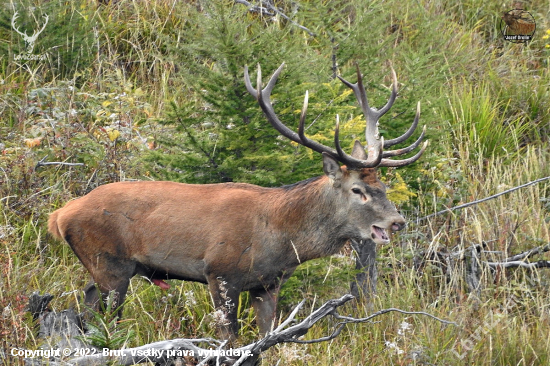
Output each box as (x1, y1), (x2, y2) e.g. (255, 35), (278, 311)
(391, 219), (406, 232)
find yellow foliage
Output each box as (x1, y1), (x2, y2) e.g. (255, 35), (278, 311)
(386, 173), (417, 204)
(106, 129), (120, 141)
(24, 138), (41, 148)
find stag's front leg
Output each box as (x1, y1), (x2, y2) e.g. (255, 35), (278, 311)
(207, 276), (240, 340)
(250, 270), (295, 335)
(250, 287), (278, 335)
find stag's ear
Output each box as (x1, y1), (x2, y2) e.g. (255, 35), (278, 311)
(351, 140), (368, 160)
(322, 153), (342, 187)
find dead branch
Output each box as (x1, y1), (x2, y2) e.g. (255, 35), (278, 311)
(35, 156), (85, 169)
(418, 175), (550, 222)
(424, 242), (550, 271)
(502, 243), (550, 262)
(413, 241), (550, 302)
(331, 307), (457, 327)
(465, 246), (481, 297)
(486, 260), (550, 269)
(233, 0), (273, 15)
(233, 0), (315, 36)
(17, 294), (454, 366)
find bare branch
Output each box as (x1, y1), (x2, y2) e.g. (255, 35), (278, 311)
(332, 307), (457, 326)
(233, 0), (315, 36)
(233, 0), (274, 16)
(503, 243), (550, 262)
(418, 175), (550, 222)
(273, 299), (306, 332)
(486, 260), (550, 269)
(262, 2), (316, 37)
(35, 156), (84, 169)
(21, 294), (454, 366)
(413, 241), (550, 303)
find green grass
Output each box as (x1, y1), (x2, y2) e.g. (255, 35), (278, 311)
(2, 0), (550, 365)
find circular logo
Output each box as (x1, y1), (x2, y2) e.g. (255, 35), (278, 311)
(500, 9), (536, 43)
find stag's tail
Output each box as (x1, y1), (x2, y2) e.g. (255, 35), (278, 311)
(48, 210), (63, 240)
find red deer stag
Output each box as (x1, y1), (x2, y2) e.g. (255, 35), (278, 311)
(48, 63), (427, 339)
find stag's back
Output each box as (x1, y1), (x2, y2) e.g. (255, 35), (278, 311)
(48, 181), (278, 265)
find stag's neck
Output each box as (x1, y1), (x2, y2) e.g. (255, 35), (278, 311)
(268, 176), (347, 262)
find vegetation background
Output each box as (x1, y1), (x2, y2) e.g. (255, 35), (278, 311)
(1, 0), (549, 364)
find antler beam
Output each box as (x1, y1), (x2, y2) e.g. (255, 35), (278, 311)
(244, 63), (428, 169)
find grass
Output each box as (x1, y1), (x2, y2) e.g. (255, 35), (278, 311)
(1, 0), (550, 365)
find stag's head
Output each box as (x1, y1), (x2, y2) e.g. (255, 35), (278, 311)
(245, 63), (427, 245)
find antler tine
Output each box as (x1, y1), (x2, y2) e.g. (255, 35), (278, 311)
(336, 65), (427, 168)
(379, 141), (429, 167)
(384, 101), (421, 148)
(246, 63), (427, 169)
(338, 65), (399, 141)
(354, 64), (371, 112)
(255, 63), (263, 97)
(337, 67), (370, 116)
(334, 115), (384, 168)
(245, 63), (285, 99)
(263, 63), (285, 96)
(337, 66), (380, 143)
(376, 66), (398, 117)
(354, 65), (383, 151)
(334, 115), (346, 160)
(245, 63), (340, 158)
(298, 91), (309, 142)
(337, 65), (385, 168)
(244, 65), (257, 98)
(382, 125), (426, 158)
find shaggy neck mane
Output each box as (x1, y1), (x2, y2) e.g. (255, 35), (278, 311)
(267, 175), (345, 262)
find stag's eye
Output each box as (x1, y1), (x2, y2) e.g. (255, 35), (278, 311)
(351, 188), (369, 202)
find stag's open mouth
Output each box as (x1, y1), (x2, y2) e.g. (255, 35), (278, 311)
(371, 225), (390, 244)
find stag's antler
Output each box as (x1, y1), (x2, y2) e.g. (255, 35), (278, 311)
(244, 63), (427, 169)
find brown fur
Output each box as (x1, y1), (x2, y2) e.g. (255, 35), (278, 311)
(48, 155), (406, 339)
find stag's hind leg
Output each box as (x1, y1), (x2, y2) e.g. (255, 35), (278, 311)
(81, 255), (136, 318)
(83, 277), (130, 317)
